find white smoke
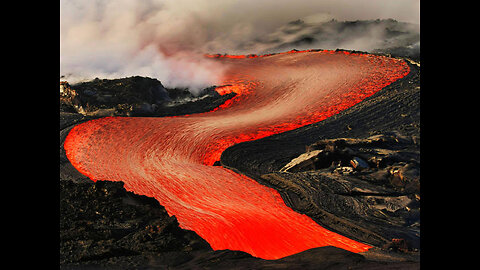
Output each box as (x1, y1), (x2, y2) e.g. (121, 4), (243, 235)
(60, 0), (419, 91)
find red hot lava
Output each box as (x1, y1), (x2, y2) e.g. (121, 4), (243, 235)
(64, 50), (410, 259)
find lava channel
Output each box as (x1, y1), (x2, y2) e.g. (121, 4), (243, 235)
(64, 50), (410, 260)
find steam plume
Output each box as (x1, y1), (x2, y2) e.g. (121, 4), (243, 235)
(60, 0), (419, 91)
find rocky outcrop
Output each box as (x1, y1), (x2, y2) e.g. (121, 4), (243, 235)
(259, 131), (421, 250)
(60, 81), (85, 114)
(275, 132), (420, 220)
(279, 149), (324, 172)
(60, 76), (236, 117)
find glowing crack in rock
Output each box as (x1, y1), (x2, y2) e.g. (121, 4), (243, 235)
(64, 50), (410, 259)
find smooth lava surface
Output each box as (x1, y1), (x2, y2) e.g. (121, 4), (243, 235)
(64, 50), (410, 260)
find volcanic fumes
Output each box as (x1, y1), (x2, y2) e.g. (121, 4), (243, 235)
(64, 50), (410, 259)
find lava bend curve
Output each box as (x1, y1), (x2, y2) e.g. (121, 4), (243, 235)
(64, 50), (410, 260)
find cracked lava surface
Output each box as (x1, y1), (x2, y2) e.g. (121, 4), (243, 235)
(64, 50), (410, 259)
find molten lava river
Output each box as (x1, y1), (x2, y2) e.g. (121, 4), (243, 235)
(64, 50), (410, 259)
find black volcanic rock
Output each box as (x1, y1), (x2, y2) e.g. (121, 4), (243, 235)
(61, 76), (236, 117)
(60, 180), (212, 268)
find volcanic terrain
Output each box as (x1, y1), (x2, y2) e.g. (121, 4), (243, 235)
(60, 49), (420, 269)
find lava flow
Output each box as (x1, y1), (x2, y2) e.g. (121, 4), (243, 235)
(64, 50), (410, 260)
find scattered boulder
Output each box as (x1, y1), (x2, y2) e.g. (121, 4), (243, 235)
(333, 166), (354, 175)
(383, 238), (409, 253)
(60, 81), (85, 114)
(280, 150), (323, 172)
(387, 163), (420, 193)
(350, 156), (369, 170)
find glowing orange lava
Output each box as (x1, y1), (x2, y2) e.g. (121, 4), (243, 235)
(64, 50), (410, 259)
